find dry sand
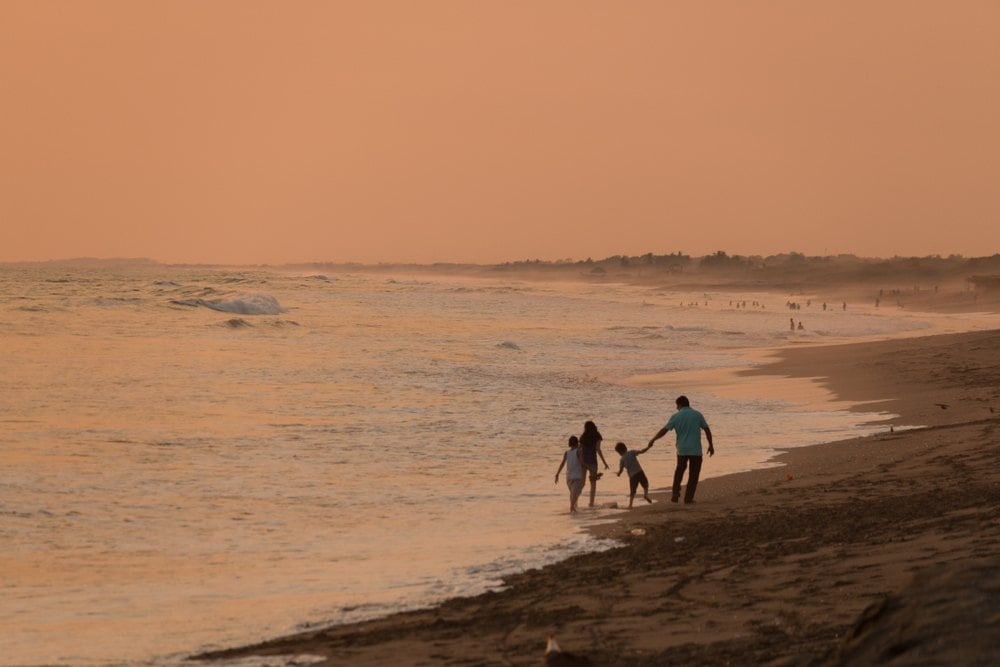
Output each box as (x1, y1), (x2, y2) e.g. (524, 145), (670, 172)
(193, 330), (1000, 666)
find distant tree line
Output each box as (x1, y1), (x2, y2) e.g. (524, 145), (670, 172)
(482, 252), (1000, 294)
(494, 251), (1000, 277)
(298, 252), (1000, 292)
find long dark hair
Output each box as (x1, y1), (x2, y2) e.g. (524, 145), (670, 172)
(582, 420), (601, 439)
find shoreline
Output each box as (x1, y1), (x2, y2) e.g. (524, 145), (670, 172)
(192, 327), (1000, 666)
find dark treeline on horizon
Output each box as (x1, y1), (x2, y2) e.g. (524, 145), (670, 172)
(487, 251), (1000, 287)
(497, 250), (1000, 270)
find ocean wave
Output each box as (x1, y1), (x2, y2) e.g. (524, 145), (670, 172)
(171, 293), (287, 315)
(451, 285), (525, 294)
(607, 325), (661, 332)
(89, 297), (141, 307)
(663, 324), (709, 333)
(221, 317), (300, 329)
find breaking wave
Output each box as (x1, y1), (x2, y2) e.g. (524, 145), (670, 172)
(171, 293), (287, 315)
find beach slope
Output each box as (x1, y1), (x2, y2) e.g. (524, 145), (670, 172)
(193, 330), (1000, 666)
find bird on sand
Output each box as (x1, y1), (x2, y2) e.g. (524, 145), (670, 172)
(544, 634), (595, 666)
(934, 403), (949, 410)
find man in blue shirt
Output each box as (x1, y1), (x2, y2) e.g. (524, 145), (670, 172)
(648, 395), (715, 504)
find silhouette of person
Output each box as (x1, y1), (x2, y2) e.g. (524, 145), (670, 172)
(579, 421), (609, 508)
(647, 396), (714, 504)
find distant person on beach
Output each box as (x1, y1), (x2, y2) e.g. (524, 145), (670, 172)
(614, 442), (653, 508)
(554, 436), (585, 513)
(647, 395), (714, 504)
(580, 420), (610, 508)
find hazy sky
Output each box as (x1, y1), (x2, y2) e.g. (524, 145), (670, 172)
(2, 2), (998, 265)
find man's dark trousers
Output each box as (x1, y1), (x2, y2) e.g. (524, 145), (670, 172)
(672, 455), (703, 503)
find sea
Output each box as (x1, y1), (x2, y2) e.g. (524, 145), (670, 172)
(0, 263), (989, 666)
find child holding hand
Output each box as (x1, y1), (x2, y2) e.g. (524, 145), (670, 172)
(615, 442), (653, 508)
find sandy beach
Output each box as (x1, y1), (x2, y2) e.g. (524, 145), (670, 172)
(194, 328), (1000, 666)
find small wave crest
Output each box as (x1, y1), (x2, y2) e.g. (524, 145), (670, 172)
(663, 325), (709, 333)
(171, 293), (287, 315)
(221, 317), (300, 329)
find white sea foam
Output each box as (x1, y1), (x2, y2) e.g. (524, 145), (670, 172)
(171, 292), (287, 315)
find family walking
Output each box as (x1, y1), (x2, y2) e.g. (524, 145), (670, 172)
(555, 396), (714, 512)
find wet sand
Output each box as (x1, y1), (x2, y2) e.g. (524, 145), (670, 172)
(193, 329), (1000, 666)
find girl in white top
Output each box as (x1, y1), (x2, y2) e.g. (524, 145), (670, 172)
(554, 436), (586, 513)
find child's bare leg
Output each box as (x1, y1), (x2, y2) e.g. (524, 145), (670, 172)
(586, 464), (598, 507)
(643, 480), (652, 503)
(628, 492), (635, 508)
(569, 481), (583, 513)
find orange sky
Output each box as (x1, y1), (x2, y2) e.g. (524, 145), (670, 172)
(2, 1), (998, 265)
